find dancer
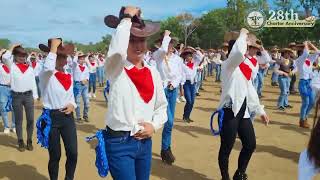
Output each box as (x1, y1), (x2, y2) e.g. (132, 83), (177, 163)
(2, 44), (38, 151)
(103, 6), (167, 180)
(38, 38), (78, 180)
(87, 54), (98, 98)
(217, 29), (269, 180)
(97, 54), (105, 87)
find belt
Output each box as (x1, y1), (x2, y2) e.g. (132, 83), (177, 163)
(106, 126), (130, 137)
(0, 84), (10, 87)
(12, 90), (32, 95)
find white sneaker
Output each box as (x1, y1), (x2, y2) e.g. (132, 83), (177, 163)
(180, 96), (186, 102)
(88, 93), (92, 98)
(92, 94), (96, 98)
(3, 128), (10, 134)
(12, 128), (16, 133)
(176, 98), (181, 103)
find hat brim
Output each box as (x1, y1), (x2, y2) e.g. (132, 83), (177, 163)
(39, 44), (75, 56)
(104, 15), (160, 37)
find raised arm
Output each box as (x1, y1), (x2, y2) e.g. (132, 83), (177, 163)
(2, 44), (20, 67)
(152, 30), (171, 62)
(223, 28), (249, 72)
(296, 42), (310, 65)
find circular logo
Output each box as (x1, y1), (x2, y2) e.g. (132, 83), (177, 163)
(245, 9), (266, 31)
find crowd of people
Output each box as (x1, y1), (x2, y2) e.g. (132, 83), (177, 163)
(0, 5), (320, 180)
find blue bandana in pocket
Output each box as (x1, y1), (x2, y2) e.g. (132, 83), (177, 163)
(210, 108), (225, 136)
(36, 109), (52, 149)
(86, 130), (109, 178)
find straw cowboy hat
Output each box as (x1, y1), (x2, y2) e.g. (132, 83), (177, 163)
(224, 31), (240, 42)
(280, 48), (295, 55)
(180, 47), (196, 59)
(270, 45), (280, 52)
(77, 51), (87, 58)
(104, 7), (160, 37)
(39, 38), (75, 56)
(12, 46), (28, 56)
(247, 33), (262, 50)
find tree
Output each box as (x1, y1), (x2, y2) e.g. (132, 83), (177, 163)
(0, 39), (11, 49)
(176, 13), (199, 46)
(299, 0), (317, 17)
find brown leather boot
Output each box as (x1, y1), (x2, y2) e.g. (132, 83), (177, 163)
(299, 120), (310, 129)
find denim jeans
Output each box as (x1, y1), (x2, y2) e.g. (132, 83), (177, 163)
(195, 71), (202, 93)
(299, 79), (315, 121)
(74, 82), (90, 119)
(208, 63), (213, 76)
(253, 68), (265, 96)
(105, 132), (152, 180)
(216, 64), (221, 81)
(183, 81), (196, 119)
(89, 73), (97, 94)
(35, 76), (41, 98)
(96, 67), (105, 84)
(162, 88), (177, 151)
(278, 75), (291, 107)
(0, 86), (15, 129)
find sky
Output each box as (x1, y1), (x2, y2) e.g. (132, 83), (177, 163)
(0, 0), (227, 47)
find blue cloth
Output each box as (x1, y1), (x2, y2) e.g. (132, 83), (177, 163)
(195, 71), (202, 93)
(86, 130), (109, 178)
(0, 86), (15, 128)
(103, 80), (110, 103)
(210, 109), (224, 136)
(162, 88), (177, 151)
(183, 81), (196, 119)
(278, 75), (291, 108)
(105, 134), (152, 180)
(299, 79), (315, 121)
(253, 68), (265, 97)
(89, 73), (97, 93)
(36, 109), (52, 149)
(74, 82), (90, 119)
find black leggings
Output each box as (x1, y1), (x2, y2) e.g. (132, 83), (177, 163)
(48, 111), (78, 180)
(218, 99), (256, 177)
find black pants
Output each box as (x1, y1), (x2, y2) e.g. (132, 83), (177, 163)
(12, 91), (34, 141)
(290, 74), (296, 92)
(218, 99), (256, 177)
(48, 111), (78, 180)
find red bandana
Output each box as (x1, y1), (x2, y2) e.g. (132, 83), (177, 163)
(79, 65), (85, 72)
(90, 62), (95, 66)
(305, 59), (311, 66)
(125, 67), (154, 103)
(54, 71), (72, 91)
(31, 61), (37, 69)
(2, 65), (9, 74)
(186, 62), (194, 70)
(239, 62), (252, 81)
(245, 55), (257, 66)
(16, 63), (29, 73)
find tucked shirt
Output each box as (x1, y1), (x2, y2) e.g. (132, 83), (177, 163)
(182, 61), (197, 84)
(298, 149), (319, 180)
(153, 36), (186, 88)
(39, 53), (77, 109)
(218, 32), (266, 118)
(0, 63), (10, 85)
(105, 19), (168, 135)
(2, 51), (38, 99)
(296, 49), (320, 80)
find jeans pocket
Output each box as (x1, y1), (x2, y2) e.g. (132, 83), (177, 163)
(105, 135), (128, 145)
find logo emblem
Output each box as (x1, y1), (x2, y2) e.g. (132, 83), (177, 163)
(245, 9), (266, 31)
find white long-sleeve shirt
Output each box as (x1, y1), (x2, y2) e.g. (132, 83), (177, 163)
(182, 61), (197, 84)
(30, 60), (43, 77)
(298, 149), (319, 180)
(246, 50), (272, 80)
(72, 57), (90, 82)
(311, 70), (320, 90)
(2, 51), (38, 99)
(97, 57), (105, 67)
(105, 19), (168, 135)
(296, 49), (320, 80)
(153, 36), (186, 88)
(86, 60), (98, 73)
(0, 63), (10, 85)
(39, 53), (77, 109)
(218, 32), (266, 118)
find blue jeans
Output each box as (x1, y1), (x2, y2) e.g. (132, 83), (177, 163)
(97, 67), (105, 84)
(299, 79), (315, 121)
(89, 73), (97, 93)
(162, 88), (177, 151)
(35, 76), (41, 98)
(0, 86), (15, 129)
(74, 82), (90, 119)
(253, 68), (265, 96)
(195, 72), (202, 93)
(183, 81), (196, 119)
(278, 75), (291, 107)
(105, 132), (152, 180)
(208, 63), (213, 76)
(215, 64), (221, 81)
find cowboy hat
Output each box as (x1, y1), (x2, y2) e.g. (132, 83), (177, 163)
(180, 47), (196, 59)
(270, 45), (280, 52)
(0, 49), (6, 60)
(39, 38), (75, 56)
(104, 7), (160, 38)
(12, 46), (27, 56)
(280, 48), (295, 55)
(222, 42), (229, 47)
(77, 51), (87, 58)
(224, 31), (240, 42)
(288, 42), (296, 47)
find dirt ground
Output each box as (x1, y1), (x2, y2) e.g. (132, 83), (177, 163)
(0, 75), (319, 180)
